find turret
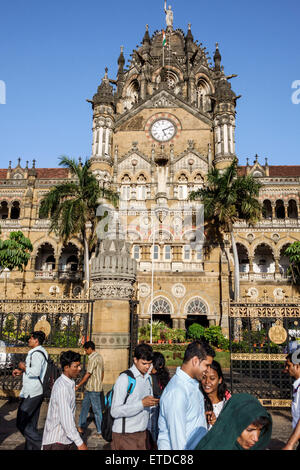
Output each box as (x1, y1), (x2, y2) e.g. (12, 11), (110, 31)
(89, 68), (115, 185)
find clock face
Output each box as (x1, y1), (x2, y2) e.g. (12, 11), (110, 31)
(150, 119), (176, 142)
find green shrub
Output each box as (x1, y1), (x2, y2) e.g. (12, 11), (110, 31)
(187, 323), (206, 340)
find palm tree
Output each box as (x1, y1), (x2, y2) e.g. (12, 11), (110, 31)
(39, 156), (118, 292)
(189, 158), (262, 301)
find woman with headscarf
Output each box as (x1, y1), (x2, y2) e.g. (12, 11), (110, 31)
(194, 393), (272, 450)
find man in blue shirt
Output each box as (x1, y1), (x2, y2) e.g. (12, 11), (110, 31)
(12, 330), (48, 450)
(157, 340), (215, 450)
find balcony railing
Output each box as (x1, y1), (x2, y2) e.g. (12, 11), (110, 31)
(34, 270), (57, 279)
(0, 219), (21, 228)
(34, 269), (82, 281)
(138, 261), (204, 272)
(234, 218), (300, 229)
(58, 270), (83, 281)
(239, 272), (292, 281)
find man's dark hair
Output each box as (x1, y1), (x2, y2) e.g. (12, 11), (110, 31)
(30, 330), (46, 345)
(134, 343), (153, 361)
(83, 341), (95, 350)
(183, 340), (215, 364)
(60, 350), (81, 370)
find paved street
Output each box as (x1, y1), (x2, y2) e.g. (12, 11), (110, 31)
(0, 397), (293, 451)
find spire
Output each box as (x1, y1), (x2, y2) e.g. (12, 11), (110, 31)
(186, 23), (194, 41)
(143, 24), (151, 46)
(185, 23), (194, 53)
(93, 67), (114, 106)
(214, 42), (222, 71)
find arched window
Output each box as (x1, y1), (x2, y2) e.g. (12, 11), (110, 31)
(275, 200), (285, 219)
(262, 200), (272, 219)
(35, 243), (56, 271)
(288, 200), (298, 219)
(196, 79), (211, 112)
(178, 174), (188, 200)
(0, 201), (8, 219)
(10, 201), (20, 219)
(125, 79), (140, 110)
(279, 244), (291, 277)
(137, 175), (146, 200)
(253, 244), (275, 273)
(237, 243), (249, 273)
(121, 175), (131, 201)
(186, 298), (208, 316)
(151, 298), (171, 315)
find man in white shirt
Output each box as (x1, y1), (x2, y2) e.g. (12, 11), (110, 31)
(42, 350), (88, 450)
(110, 343), (159, 450)
(283, 349), (300, 450)
(12, 330), (48, 450)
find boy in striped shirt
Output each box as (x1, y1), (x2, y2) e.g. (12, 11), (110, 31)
(42, 350), (88, 450)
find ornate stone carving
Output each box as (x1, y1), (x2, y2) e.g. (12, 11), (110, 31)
(90, 238), (137, 300)
(139, 283), (151, 297)
(90, 282), (135, 300)
(172, 283), (186, 298)
(92, 332), (130, 349)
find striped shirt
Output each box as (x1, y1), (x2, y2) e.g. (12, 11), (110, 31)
(42, 374), (83, 448)
(85, 351), (104, 392)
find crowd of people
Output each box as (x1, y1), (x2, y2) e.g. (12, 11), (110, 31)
(10, 330), (300, 451)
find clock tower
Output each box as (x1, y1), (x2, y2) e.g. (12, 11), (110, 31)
(88, 16), (239, 332)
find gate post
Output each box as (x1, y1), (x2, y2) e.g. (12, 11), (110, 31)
(90, 238), (137, 385)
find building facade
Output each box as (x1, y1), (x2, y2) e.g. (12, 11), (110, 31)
(1, 20), (300, 335)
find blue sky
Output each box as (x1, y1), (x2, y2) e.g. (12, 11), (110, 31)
(0, 0), (299, 169)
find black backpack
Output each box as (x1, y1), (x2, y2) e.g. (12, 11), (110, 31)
(30, 350), (61, 398)
(101, 369), (136, 442)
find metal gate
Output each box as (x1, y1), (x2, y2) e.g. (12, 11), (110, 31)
(0, 297), (93, 399)
(229, 300), (300, 407)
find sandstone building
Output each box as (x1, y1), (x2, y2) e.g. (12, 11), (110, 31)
(1, 19), (300, 337)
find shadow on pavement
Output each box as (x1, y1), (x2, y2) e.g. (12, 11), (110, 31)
(0, 399), (20, 446)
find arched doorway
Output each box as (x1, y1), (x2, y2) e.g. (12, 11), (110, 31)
(150, 297), (173, 328)
(185, 298), (209, 329)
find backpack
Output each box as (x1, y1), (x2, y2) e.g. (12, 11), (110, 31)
(30, 350), (61, 398)
(101, 369), (136, 442)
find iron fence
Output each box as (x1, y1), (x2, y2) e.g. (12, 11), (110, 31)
(229, 301), (300, 407)
(0, 298), (93, 399)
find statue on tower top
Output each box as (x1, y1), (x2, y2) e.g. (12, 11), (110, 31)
(164, 0), (173, 28)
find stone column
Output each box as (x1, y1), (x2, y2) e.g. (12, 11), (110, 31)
(90, 238), (137, 385)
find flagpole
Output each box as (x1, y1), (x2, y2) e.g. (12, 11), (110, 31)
(150, 215), (155, 344)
